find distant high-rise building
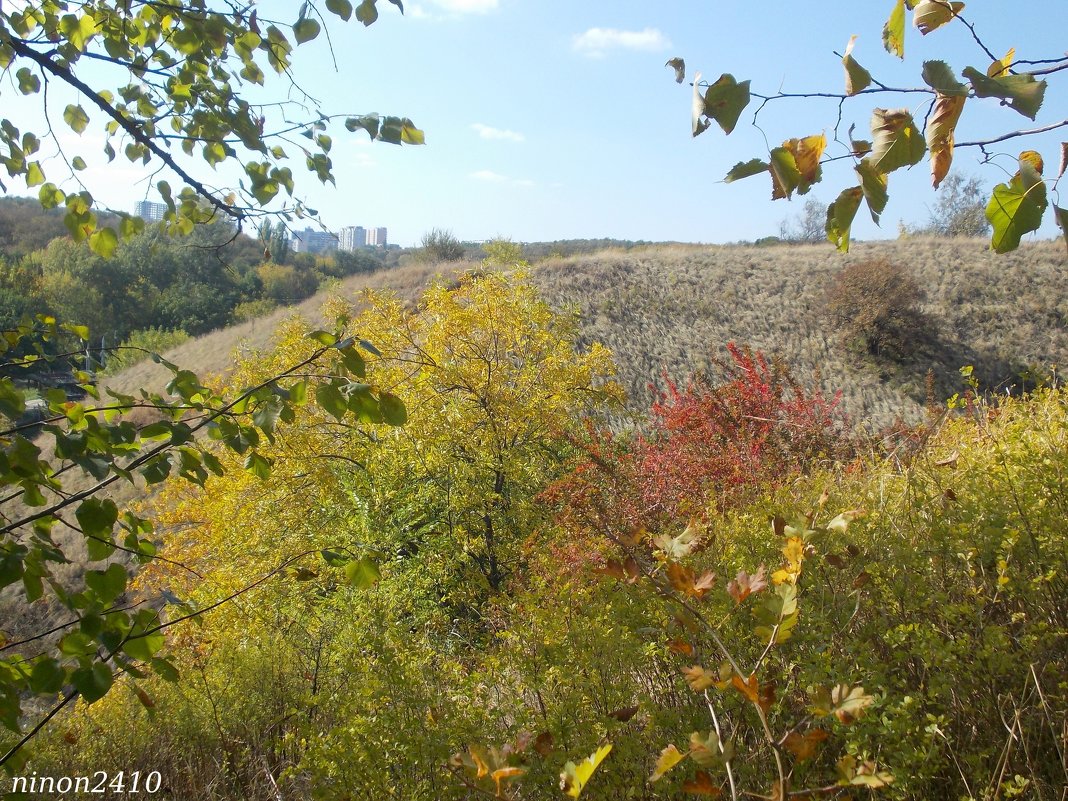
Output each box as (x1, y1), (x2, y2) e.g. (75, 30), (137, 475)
(366, 227), (388, 247)
(133, 200), (166, 223)
(290, 227), (338, 254)
(339, 226), (367, 251)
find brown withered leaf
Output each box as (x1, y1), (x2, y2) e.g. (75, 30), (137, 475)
(928, 93), (965, 188)
(681, 770), (723, 796)
(623, 556), (640, 583)
(934, 450), (960, 468)
(772, 515), (787, 537)
(595, 559), (626, 581)
(533, 731), (554, 757)
(825, 554), (848, 569)
(758, 680), (777, 713)
(782, 728), (829, 761)
(943, 488), (958, 502)
(831, 684), (874, 724)
(853, 571), (871, 589)
(669, 638), (695, 656)
(607, 704), (639, 722)
(727, 565), (768, 604)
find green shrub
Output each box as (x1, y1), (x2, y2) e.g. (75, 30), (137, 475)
(102, 326), (190, 374)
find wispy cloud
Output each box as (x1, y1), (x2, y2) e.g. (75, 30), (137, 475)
(410, 0), (498, 17)
(470, 170), (534, 188)
(471, 123), (525, 143)
(572, 27), (671, 58)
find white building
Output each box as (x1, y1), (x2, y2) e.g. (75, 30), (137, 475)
(133, 200), (166, 223)
(339, 226), (367, 251)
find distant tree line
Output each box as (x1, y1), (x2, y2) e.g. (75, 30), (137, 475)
(0, 198), (390, 370)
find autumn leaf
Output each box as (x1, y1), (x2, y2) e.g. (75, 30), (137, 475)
(491, 766), (525, 796)
(666, 57), (686, 84)
(826, 186), (863, 252)
(669, 639), (694, 656)
(682, 771), (723, 796)
(987, 47), (1016, 78)
(831, 684), (874, 724)
(912, 0), (964, 35)
(533, 732), (554, 757)
(560, 744), (612, 798)
(607, 705), (639, 722)
(882, 0), (906, 58)
(986, 152), (1048, 253)
(842, 36), (872, 95)
(727, 565), (767, 604)
(682, 665), (718, 692)
(782, 728), (829, 761)
(732, 672), (760, 704)
(825, 509), (867, 534)
(700, 74), (752, 135)
(869, 108), (926, 174)
(689, 730), (733, 766)
(927, 93), (965, 188)
(650, 744), (686, 781)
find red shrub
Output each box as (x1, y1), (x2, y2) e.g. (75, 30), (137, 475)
(546, 344), (850, 542)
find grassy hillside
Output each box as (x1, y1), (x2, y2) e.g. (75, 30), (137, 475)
(108, 237), (1067, 429)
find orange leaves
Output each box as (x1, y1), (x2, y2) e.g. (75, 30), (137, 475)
(726, 565), (767, 604)
(770, 134), (827, 200)
(682, 771), (723, 796)
(595, 556), (639, 584)
(927, 93), (965, 188)
(667, 561), (717, 599)
(731, 673), (776, 713)
(650, 733), (730, 793)
(782, 728), (829, 761)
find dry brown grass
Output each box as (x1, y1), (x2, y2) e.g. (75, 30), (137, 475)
(531, 237), (1066, 428)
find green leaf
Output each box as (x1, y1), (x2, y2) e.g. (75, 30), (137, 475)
(855, 159), (889, 223)
(921, 60), (968, 96)
(293, 18), (321, 43)
(16, 67), (41, 95)
(826, 187), (863, 252)
(25, 162), (45, 187)
(986, 156), (1048, 253)
(560, 744), (612, 798)
(326, 0), (353, 19)
(378, 391), (407, 426)
(75, 498), (119, 539)
(724, 159), (769, 183)
(355, 0), (379, 25)
(123, 622), (165, 661)
(869, 108), (926, 174)
(71, 662), (113, 704)
(85, 563), (127, 605)
(29, 658), (66, 694)
(243, 451), (274, 480)
(842, 36), (872, 96)
(882, 0), (906, 58)
(315, 382), (348, 421)
(63, 104), (90, 134)
(88, 227), (118, 258)
(962, 67), (1046, 120)
(1055, 205), (1068, 254)
(769, 147), (802, 200)
(701, 74), (751, 135)
(344, 556), (381, 589)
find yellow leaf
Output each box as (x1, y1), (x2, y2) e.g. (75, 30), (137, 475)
(1019, 149), (1044, 175)
(560, 744), (612, 798)
(650, 744), (686, 782)
(682, 665), (717, 691)
(987, 47), (1016, 78)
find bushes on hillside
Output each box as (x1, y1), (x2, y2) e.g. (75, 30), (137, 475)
(826, 258), (932, 360)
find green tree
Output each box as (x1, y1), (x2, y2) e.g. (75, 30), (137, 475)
(419, 228), (467, 262)
(0, 0), (423, 253)
(0, 0), (420, 766)
(677, 3), (1068, 252)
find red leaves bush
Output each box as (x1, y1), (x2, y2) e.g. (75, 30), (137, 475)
(547, 344), (850, 539)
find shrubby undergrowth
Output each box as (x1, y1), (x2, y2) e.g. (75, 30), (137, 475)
(18, 274), (1066, 800)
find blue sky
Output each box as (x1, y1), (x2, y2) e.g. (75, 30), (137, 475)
(8, 0), (1068, 246)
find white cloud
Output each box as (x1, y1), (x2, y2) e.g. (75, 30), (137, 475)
(470, 170), (508, 183)
(470, 170), (534, 188)
(572, 27), (671, 58)
(471, 123), (525, 143)
(410, 0), (498, 17)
